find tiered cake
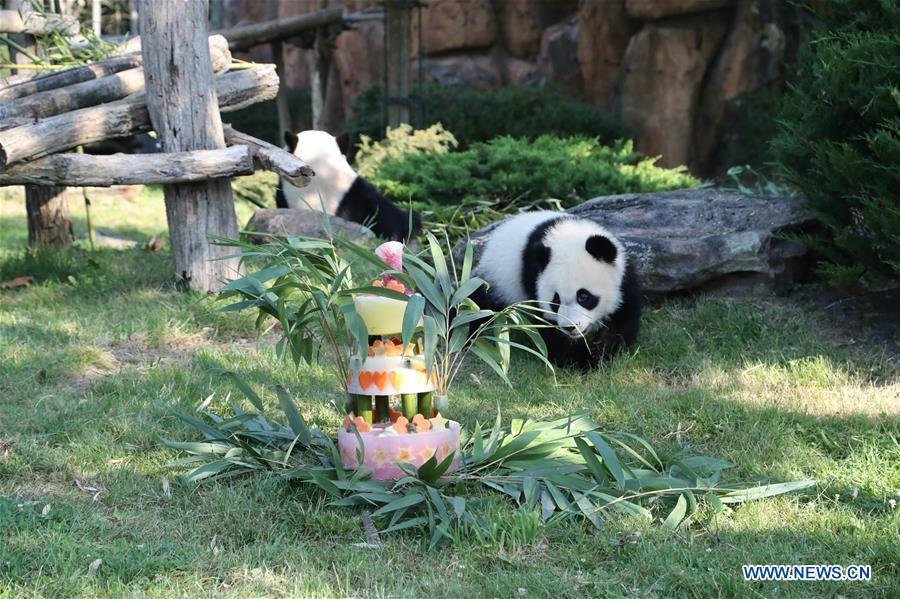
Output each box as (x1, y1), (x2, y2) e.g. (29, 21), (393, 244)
(337, 244), (460, 480)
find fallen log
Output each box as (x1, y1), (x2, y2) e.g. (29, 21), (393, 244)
(0, 72), (35, 92)
(0, 37), (231, 121)
(0, 146), (253, 187)
(0, 65), (278, 169)
(223, 126), (314, 188)
(214, 7), (344, 51)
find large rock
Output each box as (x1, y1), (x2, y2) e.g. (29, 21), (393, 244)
(616, 16), (729, 167)
(576, 0), (634, 110)
(423, 55), (501, 89)
(537, 18), (583, 97)
(692, 0), (789, 173)
(420, 0), (496, 55)
(496, 0), (579, 58)
(625, 0), (732, 19)
(245, 209), (374, 243)
(459, 189), (821, 296)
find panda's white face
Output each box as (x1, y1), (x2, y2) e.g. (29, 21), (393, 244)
(536, 219), (626, 337)
(282, 130), (357, 214)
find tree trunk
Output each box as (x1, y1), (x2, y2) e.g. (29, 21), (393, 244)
(26, 186), (73, 247)
(385, 0), (410, 127)
(138, 0), (239, 292)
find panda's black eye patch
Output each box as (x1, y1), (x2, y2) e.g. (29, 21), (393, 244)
(576, 289), (598, 310)
(552, 292), (561, 310)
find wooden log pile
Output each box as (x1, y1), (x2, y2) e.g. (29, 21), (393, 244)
(0, 34), (313, 190)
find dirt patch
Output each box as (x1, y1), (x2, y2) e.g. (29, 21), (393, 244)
(791, 286), (900, 360)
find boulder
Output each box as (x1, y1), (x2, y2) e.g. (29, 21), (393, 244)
(420, 0), (496, 55)
(625, 0), (732, 20)
(576, 0), (634, 110)
(245, 209), (374, 243)
(616, 16), (729, 167)
(423, 55), (501, 89)
(496, 0), (579, 58)
(537, 18), (583, 97)
(458, 189), (821, 296)
(504, 58), (541, 86)
(692, 0), (789, 173)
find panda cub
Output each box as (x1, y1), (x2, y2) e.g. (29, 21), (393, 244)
(472, 211), (641, 370)
(276, 130), (420, 241)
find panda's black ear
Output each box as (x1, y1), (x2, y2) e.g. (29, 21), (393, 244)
(335, 132), (351, 156)
(283, 131), (299, 153)
(586, 235), (617, 263)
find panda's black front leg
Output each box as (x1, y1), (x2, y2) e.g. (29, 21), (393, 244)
(540, 327), (596, 371)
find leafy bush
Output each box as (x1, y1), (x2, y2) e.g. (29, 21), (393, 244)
(347, 84), (630, 149)
(771, 0), (900, 285)
(355, 123), (458, 179)
(369, 135), (697, 242)
(372, 135), (697, 209)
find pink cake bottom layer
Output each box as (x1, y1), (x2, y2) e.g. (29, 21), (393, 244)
(337, 421), (461, 480)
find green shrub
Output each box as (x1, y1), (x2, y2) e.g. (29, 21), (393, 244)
(369, 135), (697, 241)
(373, 135), (696, 208)
(771, 0), (900, 285)
(355, 123), (458, 179)
(347, 84), (630, 149)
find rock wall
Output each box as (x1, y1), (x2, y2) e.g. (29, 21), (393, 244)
(223, 0), (805, 175)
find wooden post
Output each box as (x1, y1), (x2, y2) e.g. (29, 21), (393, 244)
(311, 0), (333, 130)
(6, 0), (74, 249)
(26, 186), (73, 247)
(384, 0), (410, 127)
(138, 0), (240, 292)
(267, 0), (292, 136)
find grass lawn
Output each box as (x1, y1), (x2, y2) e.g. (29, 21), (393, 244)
(0, 188), (898, 598)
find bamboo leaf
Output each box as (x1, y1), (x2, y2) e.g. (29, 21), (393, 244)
(218, 371), (265, 412)
(460, 238), (474, 283)
(401, 293), (425, 352)
(585, 432), (626, 488)
(381, 516), (429, 534)
(371, 493), (426, 518)
(718, 480), (816, 504)
(274, 386), (310, 445)
(662, 494), (688, 531)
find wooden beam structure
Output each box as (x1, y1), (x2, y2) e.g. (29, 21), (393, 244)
(0, 65), (278, 169)
(214, 7), (343, 51)
(0, 37), (230, 121)
(0, 146), (254, 187)
(139, 0), (240, 292)
(0, 55), (142, 103)
(223, 126), (314, 188)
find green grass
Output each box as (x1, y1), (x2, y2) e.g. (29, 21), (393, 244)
(1, 189), (898, 598)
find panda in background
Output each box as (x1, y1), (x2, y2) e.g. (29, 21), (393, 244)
(275, 130), (421, 242)
(472, 211), (642, 370)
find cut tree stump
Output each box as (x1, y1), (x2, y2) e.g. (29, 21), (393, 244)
(0, 146), (253, 187)
(25, 185), (73, 248)
(138, 0), (241, 292)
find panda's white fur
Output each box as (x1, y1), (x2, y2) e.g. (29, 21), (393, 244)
(472, 211), (641, 369)
(275, 130), (420, 241)
(281, 131), (355, 214)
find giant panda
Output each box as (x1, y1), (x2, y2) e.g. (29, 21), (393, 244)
(275, 130), (421, 241)
(471, 211), (641, 370)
